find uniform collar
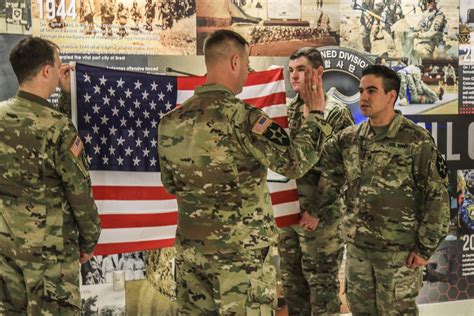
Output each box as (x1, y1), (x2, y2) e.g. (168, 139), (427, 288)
(16, 90), (57, 111)
(195, 83), (235, 96)
(360, 110), (404, 140)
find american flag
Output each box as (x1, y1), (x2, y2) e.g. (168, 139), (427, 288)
(73, 63), (300, 255)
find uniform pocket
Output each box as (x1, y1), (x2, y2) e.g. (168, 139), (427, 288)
(1, 199), (46, 250)
(43, 274), (80, 308)
(247, 277), (276, 305)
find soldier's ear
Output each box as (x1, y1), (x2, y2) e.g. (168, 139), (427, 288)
(230, 54), (239, 72)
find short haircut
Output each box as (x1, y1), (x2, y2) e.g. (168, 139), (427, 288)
(289, 47), (323, 68)
(203, 29), (248, 66)
(9, 37), (59, 84)
(362, 64), (400, 99)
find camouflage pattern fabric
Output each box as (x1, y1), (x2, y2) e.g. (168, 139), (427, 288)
(147, 247), (177, 300)
(158, 83), (331, 313)
(346, 244), (422, 315)
(176, 246), (276, 315)
(279, 95), (354, 315)
(315, 111), (449, 314)
(0, 91), (101, 314)
(398, 72), (438, 104)
(414, 9), (446, 59)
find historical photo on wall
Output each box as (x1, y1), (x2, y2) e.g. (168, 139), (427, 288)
(81, 251), (147, 285)
(0, 0), (32, 34)
(459, 0), (474, 66)
(31, 0), (196, 55)
(81, 283), (126, 315)
(340, 0), (459, 115)
(196, 0), (342, 56)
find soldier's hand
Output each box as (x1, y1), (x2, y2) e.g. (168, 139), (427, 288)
(59, 63), (74, 93)
(80, 252), (94, 264)
(299, 211), (320, 231)
(406, 251), (428, 269)
(304, 67), (326, 113)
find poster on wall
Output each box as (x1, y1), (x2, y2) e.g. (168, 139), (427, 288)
(196, 0), (341, 56)
(417, 169), (474, 303)
(459, 0), (474, 114)
(340, 0), (459, 114)
(31, 0), (196, 55)
(0, 0), (33, 34)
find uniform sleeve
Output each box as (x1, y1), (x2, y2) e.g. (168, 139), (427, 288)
(413, 139), (450, 259)
(236, 106), (332, 179)
(325, 105), (355, 133)
(158, 118), (178, 195)
(58, 92), (72, 117)
(55, 122), (101, 254)
(309, 134), (346, 218)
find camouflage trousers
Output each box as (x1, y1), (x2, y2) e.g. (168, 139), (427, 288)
(175, 246), (277, 315)
(0, 254), (80, 315)
(346, 244), (422, 316)
(278, 221), (343, 316)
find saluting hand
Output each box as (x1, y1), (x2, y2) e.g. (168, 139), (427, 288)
(304, 67), (326, 113)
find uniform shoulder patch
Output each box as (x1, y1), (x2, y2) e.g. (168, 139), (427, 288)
(263, 122), (290, 146)
(70, 136), (84, 158)
(436, 151), (448, 179)
(252, 114), (273, 135)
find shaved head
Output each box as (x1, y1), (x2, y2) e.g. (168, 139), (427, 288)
(204, 30), (248, 67)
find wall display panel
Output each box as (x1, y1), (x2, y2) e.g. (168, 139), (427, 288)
(0, 34), (26, 100)
(416, 169), (474, 303)
(0, 0), (33, 34)
(31, 0), (196, 55)
(196, 0), (341, 56)
(459, 0), (474, 114)
(340, 0), (459, 114)
(340, 0), (458, 62)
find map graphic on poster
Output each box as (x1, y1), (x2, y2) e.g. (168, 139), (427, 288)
(31, 0), (196, 55)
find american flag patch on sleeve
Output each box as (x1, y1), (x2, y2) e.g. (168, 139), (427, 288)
(70, 136), (84, 157)
(252, 115), (273, 135)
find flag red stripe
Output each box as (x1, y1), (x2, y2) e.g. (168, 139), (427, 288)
(176, 68), (283, 91)
(177, 76), (206, 90)
(245, 68), (284, 86)
(93, 186), (296, 204)
(273, 116), (289, 128)
(92, 186), (175, 200)
(100, 212), (178, 228)
(275, 213), (300, 227)
(270, 189), (299, 205)
(245, 92), (286, 108)
(94, 239), (176, 256)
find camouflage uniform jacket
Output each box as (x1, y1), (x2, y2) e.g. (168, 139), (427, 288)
(158, 84), (332, 254)
(0, 91), (101, 263)
(316, 111), (449, 259)
(287, 94), (354, 219)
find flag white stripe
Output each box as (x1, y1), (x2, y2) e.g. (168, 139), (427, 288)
(91, 171), (163, 186)
(97, 200), (178, 214)
(236, 81), (286, 99)
(176, 80), (285, 104)
(98, 201), (297, 244)
(98, 225), (177, 244)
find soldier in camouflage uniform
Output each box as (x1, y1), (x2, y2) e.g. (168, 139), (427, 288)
(397, 65), (440, 105)
(0, 37), (101, 315)
(314, 65), (449, 315)
(412, 0), (446, 60)
(158, 30), (332, 315)
(279, 47), (354, 315)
